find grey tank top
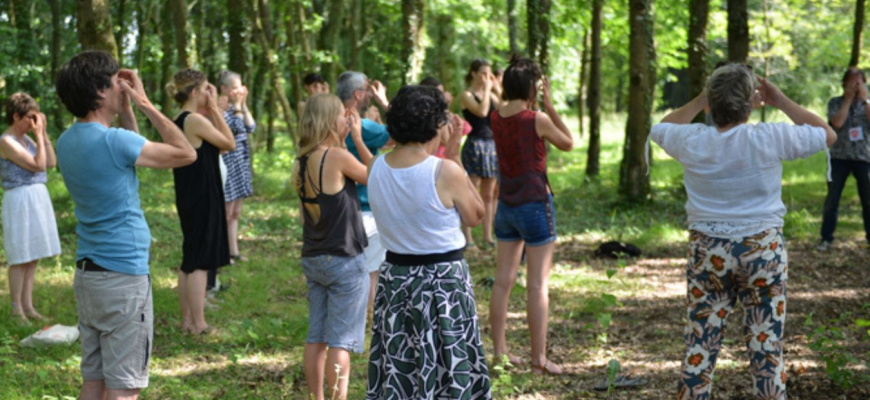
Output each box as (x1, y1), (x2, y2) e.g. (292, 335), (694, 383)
(0, 134), (47, 190)
(298, 149), (368, 258)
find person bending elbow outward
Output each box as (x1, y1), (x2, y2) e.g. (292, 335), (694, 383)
(488, 56), (573, 376)
(652, 64), (832, 400)
(55, 51), (195, 400)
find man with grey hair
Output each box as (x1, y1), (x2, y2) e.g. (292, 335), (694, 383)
(818, 67), (870, 251)
(335, 71), (391, 318)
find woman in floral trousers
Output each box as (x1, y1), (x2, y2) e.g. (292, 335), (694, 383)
(650, 63), (836, 400)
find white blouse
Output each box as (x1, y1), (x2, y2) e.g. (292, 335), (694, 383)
(650, 122), (828, 237)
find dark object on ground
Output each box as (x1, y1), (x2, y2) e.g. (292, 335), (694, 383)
(478, 276), (495, 288)
(594, 241), (642, 259)
(593, 374), (648, 391)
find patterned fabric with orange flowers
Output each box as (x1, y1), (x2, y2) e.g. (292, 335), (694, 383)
(678, 228), (788, 400)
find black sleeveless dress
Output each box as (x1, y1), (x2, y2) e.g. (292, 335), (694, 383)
(173, 111), (231, 272)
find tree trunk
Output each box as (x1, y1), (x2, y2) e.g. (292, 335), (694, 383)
(266, 86), (276, 153)
(619, 0), (655, 201)
(852, 0), (866, 66)
(228, 0), (249, 79)
(727, 0), (749, 63)
(249, 0), (297, 142)
(687, 0), (709, 123)
(134, 0), (149, 71)
(527, 0), (551, 73)
(160, 1), (175, 111)
(49, 0), (65, 131)
(508, 0), (519, 55)
(349, 0), (365, 70)
(318, 0), (345, 83)
(285, 0), (303, 113)
(76, 0), (119, 60)
(578, 29), (589, 138)
(401, 0), (426, 85)
(171, 0), (190, 68)
(436, 13), (456, 94)
(115, 0), (127, 64)
(586, 0), (602, 178)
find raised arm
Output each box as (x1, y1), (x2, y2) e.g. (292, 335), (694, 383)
(118, 69), (196, 168)
(661, 93), (708, 125)
(346, 107), (372, 166)
(759, 77), (837, 147)
(371, 80), (390, 110)
(188, 83), (236, 151)
(535, 76), (574, 151)
(459, 76), (493, 118)
(0, 115), (48, 173)
(38, 113), (56, 168)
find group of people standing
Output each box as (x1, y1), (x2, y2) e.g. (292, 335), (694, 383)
(292, 55), (573, 399)
(2, 51), (256, 398)
(3, 46), (865, 400)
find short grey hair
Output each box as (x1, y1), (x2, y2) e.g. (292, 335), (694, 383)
(217, 70), (241, 88)
(706, 63), (755, 127)
(336, 71), (367, 102)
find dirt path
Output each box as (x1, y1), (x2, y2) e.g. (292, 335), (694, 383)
(467, 238), (870, 399)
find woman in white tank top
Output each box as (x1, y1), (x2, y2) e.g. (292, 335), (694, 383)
(366, 86), (492, 399)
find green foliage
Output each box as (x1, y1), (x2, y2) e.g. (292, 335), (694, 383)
(804, 312), (869, 389)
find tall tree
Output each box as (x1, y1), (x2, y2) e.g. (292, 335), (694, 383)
(318, 0), (345, 83)
(160, 1), (175, 111)
(249, 0), (296, 143)
(578, 29), (589, 137)
(687, 0), (709, 123)
(401, 0), (426, 85)
(76, 0), (119, 59)
(619, 0), (655, 200)
(527, 0), (551, 73)
(49, 0), (66, 131)
(114, 0), (128, 63)
(227, 0), (249, 79)
(586, 0), (602, 178)
(508, 0), (519, 55)
(727, 0), (749, 63)
(171, 0), (190, 68)
(852, 0), (866, 66)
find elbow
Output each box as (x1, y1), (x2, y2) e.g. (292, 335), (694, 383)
(181, 150), (198, 166)
(826, 130), (837, 147)
(559, 138), (575, 152)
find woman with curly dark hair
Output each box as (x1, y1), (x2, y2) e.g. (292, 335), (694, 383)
(366, 85), (491, 399)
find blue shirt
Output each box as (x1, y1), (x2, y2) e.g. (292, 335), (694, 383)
(345, 119), (390, 211)
(57, 122), (149, 275)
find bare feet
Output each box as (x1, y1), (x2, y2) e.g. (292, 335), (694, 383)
(530, 359), (563, 375)
(11, 310), (29, 324)
(24, 310), (45, 321)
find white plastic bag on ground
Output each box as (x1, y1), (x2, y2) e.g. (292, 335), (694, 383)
(19, 324), (79, 347)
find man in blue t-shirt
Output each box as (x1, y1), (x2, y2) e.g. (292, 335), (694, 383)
(335, 71), (391, 316)
(55, 51), (196, 400)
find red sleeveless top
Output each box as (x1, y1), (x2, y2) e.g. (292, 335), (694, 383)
(490, 109), (550, 206)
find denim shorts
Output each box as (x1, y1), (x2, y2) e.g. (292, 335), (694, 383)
(301, 253), (369, 353)
(494, 194), (556, 246)
(74, 269), (153, 390)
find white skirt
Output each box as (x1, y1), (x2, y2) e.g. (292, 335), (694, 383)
(2, 184), (61, 265)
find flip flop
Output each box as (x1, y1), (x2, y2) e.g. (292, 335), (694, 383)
(593, 373), (648, 391)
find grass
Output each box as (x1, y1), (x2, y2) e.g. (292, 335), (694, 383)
(0, 112), (866, 399)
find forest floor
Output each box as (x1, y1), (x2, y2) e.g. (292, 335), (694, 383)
(466, 236), (870, 399)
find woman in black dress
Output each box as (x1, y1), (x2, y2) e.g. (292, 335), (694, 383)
(168, 69), (236, 335)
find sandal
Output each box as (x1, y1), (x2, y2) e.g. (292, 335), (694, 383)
(494, 353), (527, 368)
(530, 360), (563, 375)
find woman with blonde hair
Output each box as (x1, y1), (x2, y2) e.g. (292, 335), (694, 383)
(168, 69), (236, 335)
(0, 93), (61, 322)
(292, 93), (372, 400)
